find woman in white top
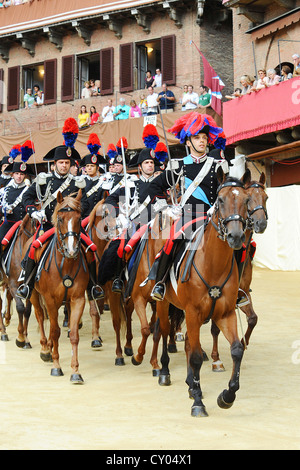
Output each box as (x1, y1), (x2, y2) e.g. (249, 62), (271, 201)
(266, 69), (280, 86)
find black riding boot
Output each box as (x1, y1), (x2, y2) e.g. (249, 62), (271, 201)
(111, 257), (124, 294)
(16, 257), (38, 300)
(151, 251), (171, 301)
(87, 260), (104, 301)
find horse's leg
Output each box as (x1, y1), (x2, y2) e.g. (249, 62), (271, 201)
(22, 300), (32, 349)
(210, 321), (225, 372)
(69, 297), (85, 384)
(124, 299), (133, 357)
(131, 296), (152, 366)
(31, 290), (52, 362)
(89, 299), (103, 349)
(14, 296), (28, 349)
(108, 286), (126, 366)
(47, 302), (63, 377)
(156, 301), (171, 386)
(0, 292), (8, 341)
(239, 293), (258, 347)
(3, 288), (12, 327)
(149, 317), (161, 376)
(168, 306), (178, 354)
(215, 312), (244, 410)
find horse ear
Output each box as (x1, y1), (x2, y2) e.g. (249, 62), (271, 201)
(216, 166), (225, 184)
(259, 172), (266, 186)
(76, 189), (82, 201)
(242, 168), (251, 185)
(57, 191), (63, 204)
(102, 190), (109, 201)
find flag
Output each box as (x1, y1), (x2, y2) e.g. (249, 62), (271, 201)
(190, 41), (225, 115)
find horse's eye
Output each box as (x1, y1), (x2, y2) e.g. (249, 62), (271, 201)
(218, 197), (224, 205)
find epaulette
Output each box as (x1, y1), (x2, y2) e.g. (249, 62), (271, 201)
(36, 172), (49, 185)
(73, 175), (86, 189)
(215, 159), (229, 174)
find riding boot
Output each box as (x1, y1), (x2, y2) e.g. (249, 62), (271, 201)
(16, 257), (38, 300)
(111, 257), (124, 294)
(87, 260), (104, 301)
(151, 251), (171, 301)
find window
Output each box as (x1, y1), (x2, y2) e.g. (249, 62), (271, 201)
(77, 52), (100, 99)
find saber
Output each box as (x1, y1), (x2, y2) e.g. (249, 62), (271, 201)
(120, 137), (129, 220)
(157, 104), (177, 205)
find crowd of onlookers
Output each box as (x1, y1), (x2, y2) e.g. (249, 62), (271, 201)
(225, 53), (300, 100)
(0, 0), (33, 6)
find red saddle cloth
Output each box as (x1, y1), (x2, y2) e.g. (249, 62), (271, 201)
(1, 221), (22, 246)
(124, 224), (148, 254)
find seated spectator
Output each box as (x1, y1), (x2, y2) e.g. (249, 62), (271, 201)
(129, 100), (142, 118)
(266, 69), (280, 86)
(78, 105), (89, 128)
(157, 83), (175, 113)
(198, 85), (211, 108)
(146, 86), (158, 115)
(24, 88), (35, 109)
(292, 54), (300, 76)
(145, 70), (155, 89)
(240, 75), (254, 94)
(181, 85), (198, 110)
(154, 68), (162, 88)
(139, 93), (147, 116)
(280, 65), (293, 81)
(225, 88), (242, 100)
(81, 81), (91, 99)
(113, 97), (130, 120)
(90, 106), (100, 125)
(181, 85), (188, 110)
(102, 99), (115, 122)
(34, 90), (44, 106)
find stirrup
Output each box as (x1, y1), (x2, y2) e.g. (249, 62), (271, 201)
(16, 284), (31, 300)
(88, 285), (104, 301)
(112, 278), (124, 294)
(150, 282), (166, 302)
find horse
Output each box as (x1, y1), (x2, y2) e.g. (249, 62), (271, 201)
(210, 170), (268, 371)
(29, 190), (90, 383)
(0, 214), (36, 347)
(153, 168), (251, 417)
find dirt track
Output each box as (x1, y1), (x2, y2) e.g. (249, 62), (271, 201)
(0, 266), (300, 451)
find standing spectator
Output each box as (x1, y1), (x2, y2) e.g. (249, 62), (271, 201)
(33, 84), (41, 101)
(146, 86), (158, 115)
(266, 69), (280, 86)
(90, 106), (100, 125)
(34, 90), (44, 106)
(139, 93), (147, 116)
(145, 70), (155, 89)
(129, 100), (142, 118)
(280, 65), (293, 81)
(181, 85), (188, 110)
(157, 83), (175, 113)
(78, 105), (90, 128)
(81, 81), (91, 99)
(113, 97), (130, 120)
(198, 85), (211, 109)
(24, 88), (35, 109)
(89, 79), (98, 96)
(95, 80), (101, 95)
(102, 99), (115, 122)
(154, 68), (162, 87)
(181, 85), (198, 110)
(292, 54), (300, 76)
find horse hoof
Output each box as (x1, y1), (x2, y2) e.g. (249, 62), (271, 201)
(217, 390), (235, 409)
(15, 339), (26, 349)
(131, 356), (141, 366)
(152, 369), (160, 377)
(212, 360), (225, 372)
(40, 352), (53, 363)
(1, 334), (9, 342)
(23, 342), (32, 350)
(167, 344), (177, 353)
(124, 347), (133, 356)
(91, 339), (102, 349)
(191, 405), (208, 418)
(158, 374), (171, 386)
(51, 368), (64, 377)
(115, 357), (125, 366)
(70, 373), (84, 384)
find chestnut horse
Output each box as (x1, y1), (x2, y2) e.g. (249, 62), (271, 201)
(0, 214), (36, 347)
(154, 169), (250, 417)
(30, 190), (90, 383)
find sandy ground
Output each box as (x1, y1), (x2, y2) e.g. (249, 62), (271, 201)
(0, 266), (300, 451)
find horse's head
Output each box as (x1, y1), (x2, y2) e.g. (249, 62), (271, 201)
(53, 190), (82, 258)
(214, 167), (249, 250)
(243, 169), (268, 234)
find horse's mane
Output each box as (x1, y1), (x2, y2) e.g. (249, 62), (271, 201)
(87, 198), (106, 230)
(52, 194), (81, 227)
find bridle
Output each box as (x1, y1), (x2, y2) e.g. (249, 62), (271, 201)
(56, 206), (81, 258)
(246, 181), (268, 230)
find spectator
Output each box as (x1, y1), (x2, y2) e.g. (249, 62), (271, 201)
(34, 90), (44, 106)
(78, 105), (90, 128)
(129, 100), (142, 118)
(33, 84), (41, 101)
(181, 85), (188, 110)
(81, 81), (91, 99)
(225, 88), (242, 100)
(266, 69), (280, 86)
(280, 65), (293, 81)
(198, 85), (211, 109)
(146, 86), (158, 115)
(157, 83), (175, 113)
(252, 69), (268, 91)
(89, 79), (98, 96)
(95, 80), (101, 95)
(102, 99), (115, 122)
(181, 85), (198, 110)
(113, 97), (130, 120)
(240, 75), (254, 94)
(139, 93), (147, 116)
(24, 88), (35, 109)
(292, 54), (300, 76)
(90, 106), (100, 125)
(145, 70), (155, 89)
(154, 68), (162, 88)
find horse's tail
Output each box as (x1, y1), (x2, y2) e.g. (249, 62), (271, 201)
(169, 304), (185, 330)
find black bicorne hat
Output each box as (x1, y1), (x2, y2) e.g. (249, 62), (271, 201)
(43, 145), (81, 162)
(5, 161), (35, 175)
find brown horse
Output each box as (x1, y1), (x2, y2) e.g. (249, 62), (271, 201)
(0, 214), (36, 347)
(210, 170), (268, 371)
(154, 169), (250, 417)
(30, 190), (90, 383)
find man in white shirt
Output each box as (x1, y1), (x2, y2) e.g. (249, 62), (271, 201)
(154, 68), (162, 88)
(102, 99), (115, 122)
(182, 85), (199, 110)
(146, 87), (158, 115)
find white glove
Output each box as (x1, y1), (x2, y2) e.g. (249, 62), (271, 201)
(116, 213), (131, 232)
(165, 204), (182, 220)
(31, 210), (46, 224)
(5, 204), (13, 214)
(153, 199), (168, 213)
